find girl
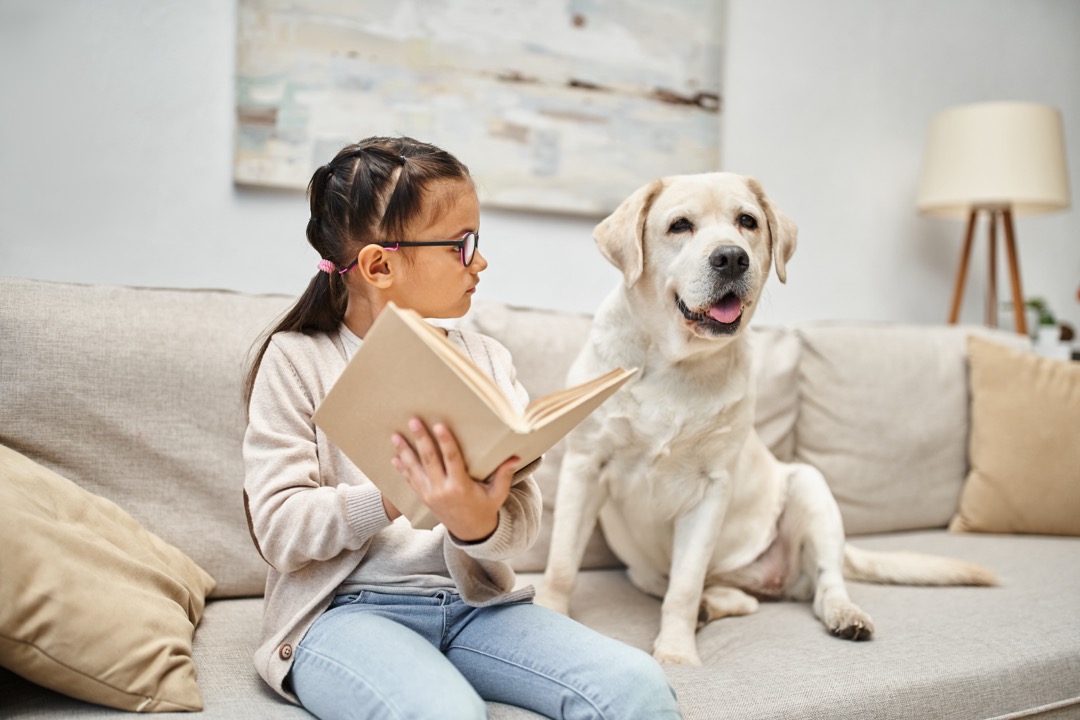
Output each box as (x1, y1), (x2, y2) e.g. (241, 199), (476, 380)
(243, 136), (681, 720)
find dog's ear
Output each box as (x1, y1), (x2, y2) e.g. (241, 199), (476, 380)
(747, 178), (797, 284)
(594, 179), (664, 287)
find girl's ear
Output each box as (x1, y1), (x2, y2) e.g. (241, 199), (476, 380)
(355, 245), (395, 288)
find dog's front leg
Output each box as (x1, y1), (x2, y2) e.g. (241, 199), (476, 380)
(536, 449), (609, 615)
(653, 480), (728, 666)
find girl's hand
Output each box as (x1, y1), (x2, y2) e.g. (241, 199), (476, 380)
(390, 418), (519, 542)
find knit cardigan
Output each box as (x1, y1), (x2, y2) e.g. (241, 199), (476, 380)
(243, 326), (542, 703)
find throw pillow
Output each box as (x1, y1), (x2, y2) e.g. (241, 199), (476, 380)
(949, 336), (1080, 536)
(0, 444), (216, 711)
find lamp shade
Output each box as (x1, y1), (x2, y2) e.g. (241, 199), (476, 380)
(915, 102), (1070, 218)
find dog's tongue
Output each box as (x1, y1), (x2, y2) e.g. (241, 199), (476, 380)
(707, 295), (742, 324)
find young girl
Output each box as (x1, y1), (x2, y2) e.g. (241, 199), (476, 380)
(243, 136), (681, 720)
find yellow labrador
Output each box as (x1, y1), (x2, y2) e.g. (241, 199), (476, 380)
(536, 173), (995, 665)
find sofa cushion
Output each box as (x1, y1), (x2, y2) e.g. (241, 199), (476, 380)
(949, 336), (1080, 536)
(0, 278), (292, 598)
(747, 325), (801, 462)
(795, 324), (1029, 535)
(0, 444), (215, 712)
(518, 531), (1080, 720)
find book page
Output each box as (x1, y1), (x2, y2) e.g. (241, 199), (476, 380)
(522, 368), (634, 426)
(396, 308), (521, 424)
(471, 367), (637, 473)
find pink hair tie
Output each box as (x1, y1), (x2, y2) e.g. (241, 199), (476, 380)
(317, 259), (336, 274)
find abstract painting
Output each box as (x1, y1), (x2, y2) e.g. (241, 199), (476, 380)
(234, 0), (724, 215)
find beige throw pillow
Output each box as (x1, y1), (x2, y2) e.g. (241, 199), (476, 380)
(949, 336), (1080, 536)
(0, 444), (216, 711)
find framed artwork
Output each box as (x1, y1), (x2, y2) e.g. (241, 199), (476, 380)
(234, 0), (724, 215)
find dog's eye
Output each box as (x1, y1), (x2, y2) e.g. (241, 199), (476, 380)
(668, 218), (694, 234)
(738, 213), (758, 230)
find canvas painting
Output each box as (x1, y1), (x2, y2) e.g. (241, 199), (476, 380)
(234, 0), (724, 215)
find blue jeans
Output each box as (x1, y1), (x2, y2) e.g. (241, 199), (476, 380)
(288, 590), (681, 720)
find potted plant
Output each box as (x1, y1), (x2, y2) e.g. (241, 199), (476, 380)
(1025, 297), (1059, 343)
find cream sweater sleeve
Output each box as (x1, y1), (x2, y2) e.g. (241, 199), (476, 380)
(243, 339), (391, 574)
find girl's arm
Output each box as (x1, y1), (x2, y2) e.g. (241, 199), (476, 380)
(243, 340), (392, 574)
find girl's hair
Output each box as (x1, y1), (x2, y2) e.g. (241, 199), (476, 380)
(244, 136), (471, 408)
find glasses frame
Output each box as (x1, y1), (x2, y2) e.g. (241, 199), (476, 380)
(378, 231), (479, 267)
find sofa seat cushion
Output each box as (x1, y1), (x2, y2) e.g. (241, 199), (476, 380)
(519, 531), (1080, 720)
(2, 536), (1076, 718)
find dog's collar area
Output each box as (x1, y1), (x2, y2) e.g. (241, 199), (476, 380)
(675, 294), (742, 335)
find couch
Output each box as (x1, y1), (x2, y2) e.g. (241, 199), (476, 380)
(2, 276), (1078, 719)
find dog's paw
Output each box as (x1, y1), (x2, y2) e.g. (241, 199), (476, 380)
(652, 645), (702, 666)
(652, 634), (702, 666)
(533, 589), (571, 616)
(824, 603), (875, 641)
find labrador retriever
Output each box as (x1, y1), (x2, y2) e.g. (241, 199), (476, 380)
(535, 173), (995, 665)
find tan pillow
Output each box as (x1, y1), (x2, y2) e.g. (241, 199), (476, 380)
(949, 336), (1080, 536)
(0, 444), (216, 711)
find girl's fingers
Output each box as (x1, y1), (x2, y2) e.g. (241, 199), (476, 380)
(391, 433), (429, 492)
(431, 423), (466, 475)
(484, 456), (518, 497)
(408, 419), (445, 476)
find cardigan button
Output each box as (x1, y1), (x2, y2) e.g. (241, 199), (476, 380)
(279, 644), (293, 660)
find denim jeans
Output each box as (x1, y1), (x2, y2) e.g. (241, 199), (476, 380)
(288, 590), (681, 720)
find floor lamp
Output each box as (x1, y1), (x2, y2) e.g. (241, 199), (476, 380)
(915, 102), (1071, 334)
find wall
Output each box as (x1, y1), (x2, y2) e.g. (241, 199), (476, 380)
(1, 0), (1078, 331)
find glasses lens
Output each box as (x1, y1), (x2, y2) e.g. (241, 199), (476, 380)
(462, 232), (477, 266)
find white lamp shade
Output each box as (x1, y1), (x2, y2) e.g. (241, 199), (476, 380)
(916, 101), (1071, 218)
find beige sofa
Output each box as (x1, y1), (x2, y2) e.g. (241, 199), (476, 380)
(2, 276), (1078, 719)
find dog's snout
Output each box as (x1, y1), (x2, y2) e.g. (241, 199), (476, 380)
(709, 245), (750, 279)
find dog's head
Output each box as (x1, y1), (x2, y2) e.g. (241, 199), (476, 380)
(595, 172), (796, 344)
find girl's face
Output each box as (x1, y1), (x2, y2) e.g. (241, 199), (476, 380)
(388, 179), (486, 319)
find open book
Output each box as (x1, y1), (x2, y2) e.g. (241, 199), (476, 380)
(313, 302), (636, 530)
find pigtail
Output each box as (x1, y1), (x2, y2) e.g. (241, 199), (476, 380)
(244, 164), (349, 410)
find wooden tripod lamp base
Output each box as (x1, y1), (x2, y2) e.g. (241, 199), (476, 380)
(948, 206), (1027, 335)
(916, 102), (1070, 335)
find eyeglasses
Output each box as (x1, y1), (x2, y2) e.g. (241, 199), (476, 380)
(379, 231), (479, 267)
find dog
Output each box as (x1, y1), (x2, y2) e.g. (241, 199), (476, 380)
(535, 172), (996, 666)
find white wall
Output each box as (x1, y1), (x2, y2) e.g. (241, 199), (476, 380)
(1, 0), (1078, 331)
(721, 0), (1080, 331)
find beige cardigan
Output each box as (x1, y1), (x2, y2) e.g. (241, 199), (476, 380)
(243, 327), (541, 703)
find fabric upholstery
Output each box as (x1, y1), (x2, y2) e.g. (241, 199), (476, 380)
(794, 323), (1029, 535)
(0, 279), (292, 598)
(747, 325), (801, 462)
(0, 444), (215, 712)
(950, 335), (1080, 536)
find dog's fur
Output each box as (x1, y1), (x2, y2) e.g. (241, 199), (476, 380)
(535, 173), (996, 665)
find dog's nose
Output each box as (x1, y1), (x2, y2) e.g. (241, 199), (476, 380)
(709, 246), (750, 279)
